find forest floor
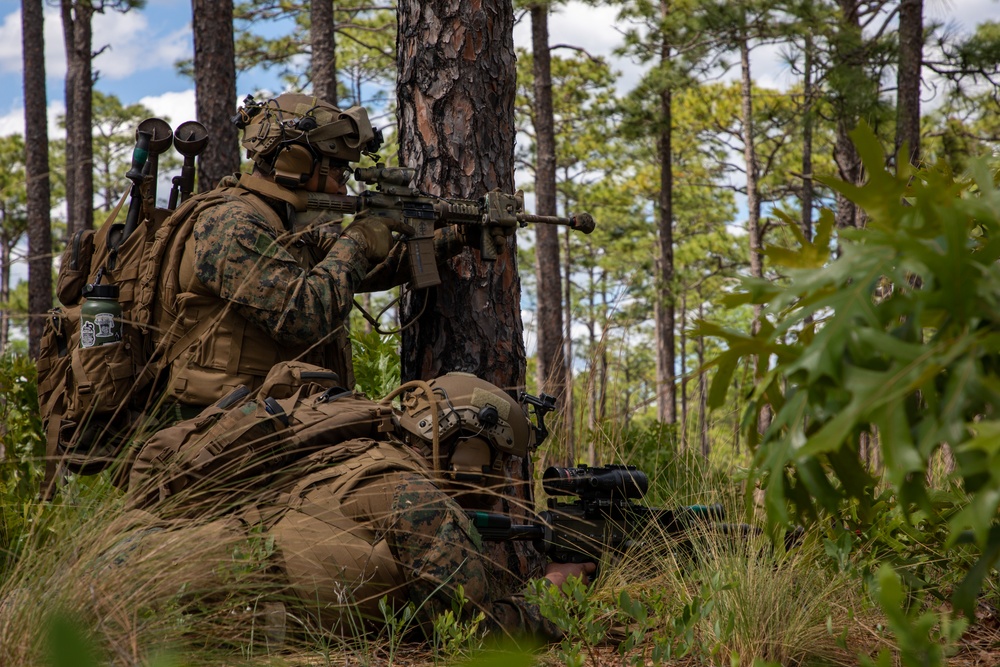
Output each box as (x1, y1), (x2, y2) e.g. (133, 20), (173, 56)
(267, 623), (1000, 667)
(949, 607), (1000, 667)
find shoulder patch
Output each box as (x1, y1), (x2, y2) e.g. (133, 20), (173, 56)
(254, 233), (279, 257)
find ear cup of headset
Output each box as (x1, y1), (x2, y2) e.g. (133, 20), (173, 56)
(271, 144), (317, 187)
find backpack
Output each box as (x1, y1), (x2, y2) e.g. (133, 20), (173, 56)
(36, 183), (284, 498)
(125, 360), (397, 517)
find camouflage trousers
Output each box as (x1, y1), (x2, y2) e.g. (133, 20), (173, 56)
(264, 441), (489, 634)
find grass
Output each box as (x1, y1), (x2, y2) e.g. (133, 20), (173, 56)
(0, 346), (981, 667)
(0, 446), (973, 667)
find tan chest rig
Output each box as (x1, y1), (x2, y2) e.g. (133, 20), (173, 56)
(157, 187), (353, 407)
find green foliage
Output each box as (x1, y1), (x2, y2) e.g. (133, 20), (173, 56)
(526, 576), (612, 667)
(431, 584), (485, 663)
(0, 353), (44, 578)
(228, 1), (395, 107)
(350, 329), (400, 398)
(614, 576), (729, 665)
(90, 91), (176, 213)
(377, 595), (417, 665)
(703, 122), (1000, 616)
(862, 565), (968, 667)
(45, 613), (101, 667)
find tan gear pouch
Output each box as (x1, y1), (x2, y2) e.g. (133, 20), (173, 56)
(56, 229), (95, 306)
(258, 360), (344, 399)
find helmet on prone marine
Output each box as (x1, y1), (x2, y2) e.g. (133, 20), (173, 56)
(233, 92), (383, 193)
(393, 373), (536, 489)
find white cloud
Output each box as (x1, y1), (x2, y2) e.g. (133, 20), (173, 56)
(92, 13), (191, 81)
(0, 11), (23, 74)
(0, 8), (68, 78)
(0, 7), (191, 82)
(0, 99), (67, 139)
(138, 89), (196, 126)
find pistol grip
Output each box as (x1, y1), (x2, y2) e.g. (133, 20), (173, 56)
(408, 219), (440, 288)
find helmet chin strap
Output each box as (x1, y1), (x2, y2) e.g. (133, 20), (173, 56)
(314, 157), (332, 194)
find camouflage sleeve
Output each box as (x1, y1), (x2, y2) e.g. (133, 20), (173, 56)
(379, 473), (560, 640)
(192, 200), (370, 346)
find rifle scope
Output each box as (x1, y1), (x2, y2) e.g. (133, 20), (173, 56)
(543, 464), (648, 499)
(354, 166), (415, 188)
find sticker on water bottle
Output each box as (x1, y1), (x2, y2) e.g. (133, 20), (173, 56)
(81, 321), (97, 348)
(95, 313), (118, 339)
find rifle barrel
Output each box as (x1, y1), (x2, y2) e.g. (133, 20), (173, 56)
(518, 212), (595, 234)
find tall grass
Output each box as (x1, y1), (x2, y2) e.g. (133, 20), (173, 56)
(0, 346), (971, 666)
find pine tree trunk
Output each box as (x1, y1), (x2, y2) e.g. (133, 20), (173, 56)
(61, 0), (95, 237)
(679, 289), (688, 450)
(311, 0), (337, 105)
(529, 4), (567, 425)
(23, 0), (53, 358)
(563, 222), (575, 459)
(698, 297), (708, 459)
(193, 0), (239, 190)
(1, 222), (10, 351)
(396, 0), (541, 590)
(741, 27), (771, 435)
(655, 2), (676, 425)
(833, 0), (865, 231)
(896, 0), (923, 166)
(801, 32), (814, 242)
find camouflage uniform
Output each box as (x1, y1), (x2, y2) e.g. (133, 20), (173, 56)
(260, 440), (557, 639)
(161, 176), (462, 408)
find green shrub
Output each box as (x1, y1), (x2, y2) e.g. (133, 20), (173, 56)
(0, 352), (45, 579)
(703, 124), (1000, 656)
(350, 329), (401, 398)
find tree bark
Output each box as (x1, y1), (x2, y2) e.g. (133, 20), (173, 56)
(563, 220), (575, 460)
(61, 0), (96, 237)
(529, 4), (567, 427)
(396, 0), (540, 590)
(1, 218), (10, 351)
(741, 26), (771, 434)
(833, 0), (865, 230)
(23, 0), (53, 358)
(896, 0), (923, 166)
(678, 289), (688, 450)
(698, 295), (708, 458)
(655, 0), (676, 425)
(193, 0), (240, 190)
(311, 0), (338, 105)
(801, 32), (815, 242)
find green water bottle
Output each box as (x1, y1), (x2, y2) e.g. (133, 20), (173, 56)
(80, 283), (122, 349)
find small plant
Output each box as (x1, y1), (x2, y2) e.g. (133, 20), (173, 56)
(526, 575), (614, 667)
(431, 584), (486, 663)
(377, 595), (417, 665)
(861, 565), (968, 667)
(351, 329), (400, 398)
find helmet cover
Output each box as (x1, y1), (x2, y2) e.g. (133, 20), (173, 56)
(395, 373), (534, 461)
(238, 93), (378, 171)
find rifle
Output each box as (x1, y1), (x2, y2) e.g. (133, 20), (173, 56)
(285, 166), (596, 289)
(468, 464), (728, 564)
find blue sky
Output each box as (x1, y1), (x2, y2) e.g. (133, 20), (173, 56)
(2, 0), (999, 137)
(0, 0), (635, 136)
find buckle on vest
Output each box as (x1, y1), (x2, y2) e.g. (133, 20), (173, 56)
(263, 397), (290, 427)
(315, 387), (352, 404)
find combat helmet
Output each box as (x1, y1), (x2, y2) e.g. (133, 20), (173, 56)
(394, 373), (535, 482)
(233, 93), (381, 188)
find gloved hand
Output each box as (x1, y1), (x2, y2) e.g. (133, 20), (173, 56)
(342, 215), (414, 263)
(459, 222), (515, 257)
